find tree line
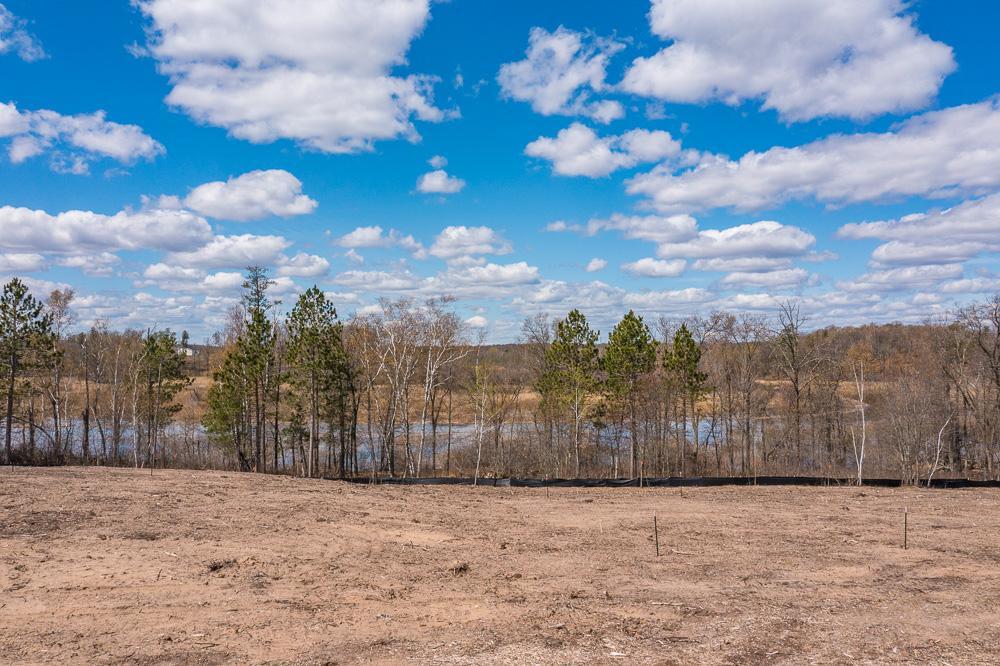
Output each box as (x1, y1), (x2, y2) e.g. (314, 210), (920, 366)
(2, 269), (999, 483)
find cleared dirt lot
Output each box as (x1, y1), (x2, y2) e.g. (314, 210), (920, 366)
(2, 468), (999, 664)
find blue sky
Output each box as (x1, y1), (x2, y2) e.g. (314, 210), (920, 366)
(1, 0), (999, 341)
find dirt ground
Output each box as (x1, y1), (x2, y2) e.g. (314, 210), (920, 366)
(2, 468), (999, 665)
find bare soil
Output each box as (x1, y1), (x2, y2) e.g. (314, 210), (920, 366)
(2, 467), (999, 664)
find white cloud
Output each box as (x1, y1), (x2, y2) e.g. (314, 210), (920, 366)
(0, 252), (45, 273)
(0, 4), (45, 61)
(838, 263), (964, 292)
(939, 277), (1000, 295)
(625, 287), (714, 310)
(869, 241), (986, 267)
(334, 260), (539, 301)
(276, 252), (330, 278)
(621, 257), (686, 278)
(165, 234), (291, 269)
(201, 271), (248, 293)
(428, 226), (511, 259)
(338, 226), (389, 248)
(622, 0), (954, 122)
(139, 264), (244, 295)
(183, 170), (317, 221)
(334, 269), (421, 292)
(628, 99), (1000, 213)
(512, 279), (713, 320)
(585, 257), (607, 272)
(691, 256), (791, 272)
(337, 225), (425, 257)
(498, 26), (624, 123)
(838, 193), (1000, 266)
(655, 220), (815, 260)
(428, 155), (447, 168)
(138, 0), (446, 153)
(0, 102), (28, 136)
(0, 205), (212, 254)
(57, 252), (121, 277)
(446, 261), (538, 286)
(1, 102), (163, 173)
(465, 315), (488, 329)
(417, 169), (465, 194)
(580, 213), (698, 243)
(719, 268), (810, 288)
(526, 122), (684, 177)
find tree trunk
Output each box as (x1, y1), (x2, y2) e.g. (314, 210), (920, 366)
(5, 355), (16, 464)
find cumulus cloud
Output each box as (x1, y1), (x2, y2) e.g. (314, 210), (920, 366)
(0, 205), (211, 254)
(939, 277), (1000, 294)
(585, 258), (607, 272)
(465, 315), (488, 329)
(0, 4), (45, 61)
(512, 279), (713, 320)
(165, 234), (291, 269)
(137, 0), (446, 153)
(838, 193), (1000, 266)
(621, 257), (686, 278)
(138, 264), (243, 294)
(655, 220), (815, 260)
(334, 260), (540, 300)
(183, 170), (317, 221)
(691, 256), (792, 273)
(575, 213), (698, 243)
(417, 169), (465, 194)
(57, 252), (121, 277)
(622, 0), (954, 122)
(428, 226), (511, 259)
(627, 99), (1000, 213)
(446, 261), (538, 286)
(498, 26), (624, 123)
(526, 122), (685, 177)
(276, 252), (330, 278)
(0, 252), (45, 273)
(0, 102), (163, 173)
(838, 263), (964, 292)
(336, 225), (425, 257)
(719, 268), (810, 288)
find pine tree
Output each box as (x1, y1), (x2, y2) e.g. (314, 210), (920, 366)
(204, 352), (248, 467)
(664, 323), (709, 474)
(603, 310), (657, 478)
(139, 330), (189, 468)
(239, 266), (276, 472)
(544, 309), (600, 476)
(286, 286), (347, 477)
(0, 279), (55, 464)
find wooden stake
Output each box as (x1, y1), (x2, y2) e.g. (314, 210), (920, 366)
(903, 506), (908, 550)
(653, 513), (660, 557)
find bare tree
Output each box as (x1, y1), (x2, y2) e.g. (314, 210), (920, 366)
(849, 362), (867, 485)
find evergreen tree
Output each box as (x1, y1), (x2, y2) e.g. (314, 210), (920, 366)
(603, 310), (657, 478)
(239, 266), (277, 472)
(204, 351), (249, 468)
(664, 323), (710, 474)
(543, 309), (600, 476)
(0, 279), (55, 464)
(286, 286), (348, 477)
(139, 330), (189, 468)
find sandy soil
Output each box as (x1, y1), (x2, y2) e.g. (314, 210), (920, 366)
(2, 467), (999, 664)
